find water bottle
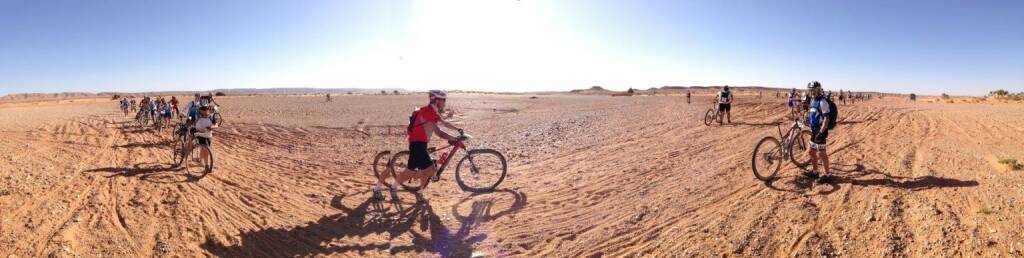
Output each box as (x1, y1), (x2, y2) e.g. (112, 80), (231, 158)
(439, 150), (450, 163)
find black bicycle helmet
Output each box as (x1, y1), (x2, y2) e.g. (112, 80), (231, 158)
(807, 81), (822, 93)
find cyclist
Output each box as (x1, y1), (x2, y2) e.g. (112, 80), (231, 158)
(686, 91), (691, 104)
(787, 88), (798, 119)
(189, 106), (217, 166)
(138, 96), (150, 120)
(717, 85), (733, 124)
(148, 97), (158, 122)
(130, 97), (137, 112)
(120, 98), (129, 116)
(805, 81), (832, 183)
(186, 93), (202, 122)
(161, 100), (173, 128)
(374, 90), (461, 202)
(170, 96), (180, 117)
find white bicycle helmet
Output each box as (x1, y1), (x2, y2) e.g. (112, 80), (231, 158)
(428, 90), (448, 100)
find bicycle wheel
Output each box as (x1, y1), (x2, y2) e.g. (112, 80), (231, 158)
(704, 109), (715, 126)
(751, 137), (783, 181)
(171, 133), (187, 167)
(387, 151), (424, 192)
(213, 112), (224, 126)
(372, 151), (393, 188)
(455, 149), (507, 192)
(789, 130), (812, 168)
(186, 143), (213, 177)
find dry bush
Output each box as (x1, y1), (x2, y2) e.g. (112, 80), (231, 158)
(998, 158), (1023, 170)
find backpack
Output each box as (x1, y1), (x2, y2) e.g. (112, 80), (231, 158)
(407, 109), (424, 134)
(814, 98), (839, 130)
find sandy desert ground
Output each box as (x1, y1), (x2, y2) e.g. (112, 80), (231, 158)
(1, 93), (1023, 257)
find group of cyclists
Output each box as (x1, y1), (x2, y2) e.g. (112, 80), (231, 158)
(701, 82), (837, 183)
(121, 95), (179, 129)
(117, 93), (220, 170)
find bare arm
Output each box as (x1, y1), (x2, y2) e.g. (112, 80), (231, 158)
(427, 122), (455, 141)
(439, 119), (459, 131)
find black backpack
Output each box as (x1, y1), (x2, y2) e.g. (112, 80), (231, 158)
(407, 109), (425, 134)
(817, 98), (838, 130)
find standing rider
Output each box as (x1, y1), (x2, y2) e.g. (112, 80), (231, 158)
(186, 93), (202, 122)
(374, 90), (461, 202)
(717, 85), (733, 124)
(170, 96), (180, 117)
(805, 81), (832, 183)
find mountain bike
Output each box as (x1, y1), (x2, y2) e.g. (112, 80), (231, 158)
(211, 105), (224, 126)
(387, 129), (507, 193)
(751, 118), (812, 181)
(704, 104), (720, 126)
(172, 120), (213, 177)
(136, 109), (150, 127)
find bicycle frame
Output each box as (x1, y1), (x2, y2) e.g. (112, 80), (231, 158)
(426, 139), (466, 176)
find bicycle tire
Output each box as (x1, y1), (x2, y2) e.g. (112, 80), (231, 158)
(455, 149), (507, 193)
(704, 109), (715, 126)
(789, 130), (812, 168)
(751, 137), (783, 181)
(213, 112), (223, 126)
(187, 143), (213, 177)
(172, 134), (186, 167)
(387, 151), (424, 192)
(372, 151), (393, 188)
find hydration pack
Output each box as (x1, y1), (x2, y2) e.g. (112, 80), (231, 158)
(407, 109), (422, 134)
(814, 98), (839, 130)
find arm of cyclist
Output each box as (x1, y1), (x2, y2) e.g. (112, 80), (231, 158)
(426, 122), (457, 143)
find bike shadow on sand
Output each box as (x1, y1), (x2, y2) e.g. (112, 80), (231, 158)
(113, 139), (175, 149)
(200, 188), (527, 257)
(764, 163), (978, 195)
(83, 162), (207, 183)
(727, 121), (782, 128)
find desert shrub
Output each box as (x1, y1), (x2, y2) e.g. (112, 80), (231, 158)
(381, 90), (387, 95)
(393, 90), (399, 95)
(346, 92), (353, 95)
(215, 92), (226, 96)
(941, 93), (950, 99)
(979, 206), (993, 215)
(990, 89), (1009, 96)
(627, 88), (635, 94)
(111, 94), (121, 100)
(998, 158), (1023, 170)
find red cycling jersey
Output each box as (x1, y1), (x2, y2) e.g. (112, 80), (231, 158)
(408, 105), (441, 143)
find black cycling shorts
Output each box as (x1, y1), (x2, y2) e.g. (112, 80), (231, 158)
(196, 136), (212, 146)
(810, 126), (828, 149)
(407, 141), (434, 170)
(718, 103), (731, 112)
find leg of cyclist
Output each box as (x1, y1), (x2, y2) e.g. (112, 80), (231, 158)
(726, 105), (732, 123)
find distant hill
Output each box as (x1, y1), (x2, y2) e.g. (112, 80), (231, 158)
(0, 87), (408, 102)
(569, 86), (614, 95)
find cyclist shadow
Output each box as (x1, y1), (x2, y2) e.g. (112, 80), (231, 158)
(764, 163), (979, 195)
(829, 163), (979, 191)
(200, 191), (484, 257)
(83, 162), (201, 183)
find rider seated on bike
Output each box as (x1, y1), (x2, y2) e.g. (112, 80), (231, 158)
(374, 90), (461, 202)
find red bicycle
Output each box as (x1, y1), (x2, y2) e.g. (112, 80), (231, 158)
(387, 129), (507, 193)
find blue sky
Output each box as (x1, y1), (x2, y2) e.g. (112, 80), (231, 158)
(1, 0), (1021, 96)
